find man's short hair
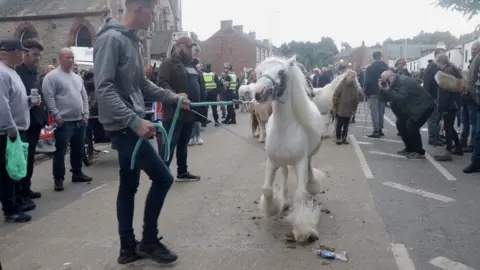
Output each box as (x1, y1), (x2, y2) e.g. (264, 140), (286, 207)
(372, 51), (382, 59)
(434, 48), (446, 57)
(125, 0), (155, 6)
(22, 38), (44, 51)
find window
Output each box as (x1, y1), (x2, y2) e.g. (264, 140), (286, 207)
(465, 50), (469, 63)
(76, 26), (92, 47)
(19, 28), (36, 43)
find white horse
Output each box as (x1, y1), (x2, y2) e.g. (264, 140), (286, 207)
(253, 56), (326, 243)
(238, 84), (256, 112)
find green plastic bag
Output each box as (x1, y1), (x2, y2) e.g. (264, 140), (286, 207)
(5, 131), (29, 181)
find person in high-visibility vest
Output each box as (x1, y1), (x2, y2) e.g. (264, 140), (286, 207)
(221, 64), (238, 124)
(203, 63), (221, 126)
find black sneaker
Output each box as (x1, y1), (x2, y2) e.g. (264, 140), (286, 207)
(406, 153), (426, 160)
(136, 237), (178, 264)
(54, 179), (64, 192)
(463, 145), (474, 153)
(118, 241), (142, 264)
(428, 139), (444, 146)
(397, 149), (410, 156)
(29, 190), (42, 199)
(463, 163), (480, 174)
(20, 198), (36, 212)
(5, 212), (31, 223)
(72, 172), (92, 183)
(214, 121), (220, 127)
(452, 147), (464, 156)
(367, 132), (380, 138)
(176, 172), (200, 182)
(379, 131), (385, 137)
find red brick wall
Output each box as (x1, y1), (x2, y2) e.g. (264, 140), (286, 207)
(200, 29), (256, 76)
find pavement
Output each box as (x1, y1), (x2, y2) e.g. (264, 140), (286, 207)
(0, 111), (400, 270)
(350, 103), (480, 270)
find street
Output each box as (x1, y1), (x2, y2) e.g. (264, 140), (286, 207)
(351, 104), (480, 270)
(0, 106), (477, 270)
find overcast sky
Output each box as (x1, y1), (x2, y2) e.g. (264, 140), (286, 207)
(182, 0), (480, 48)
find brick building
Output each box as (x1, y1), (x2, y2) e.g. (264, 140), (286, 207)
(200, 20), (282, 76)
(332, 41), (385, 68)
(0, 0), (181, 67)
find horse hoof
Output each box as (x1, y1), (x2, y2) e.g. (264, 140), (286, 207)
(259, 194), (279, 216)
(293, 228), (319, 243)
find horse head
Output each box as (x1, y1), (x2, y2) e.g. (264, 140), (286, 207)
(252, 56), (302, 103)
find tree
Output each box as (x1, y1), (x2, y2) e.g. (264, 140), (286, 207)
(383, 31), (459, 47)
(341, 42), (352, 51)
(279, 37), (339, 70)
(435, 0), (480, 20)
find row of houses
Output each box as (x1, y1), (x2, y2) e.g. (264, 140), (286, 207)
(406, 38), (480, 72)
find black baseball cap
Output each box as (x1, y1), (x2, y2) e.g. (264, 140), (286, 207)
(0, 39), (29, 52)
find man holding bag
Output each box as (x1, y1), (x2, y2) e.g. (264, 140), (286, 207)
(0, 39), (41, 223)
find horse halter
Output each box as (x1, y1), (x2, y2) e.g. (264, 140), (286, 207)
(259, 70), (287, 100)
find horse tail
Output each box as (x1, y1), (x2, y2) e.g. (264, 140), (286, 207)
(251, 107), (259, 135)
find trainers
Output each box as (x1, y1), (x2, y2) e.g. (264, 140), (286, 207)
(5, 212), (31, 223)
(397, 149), (410, 155)
(118, 241), (142, 264)
(176, 172), (200, 182)
(28, 190), (42, 199)
(20, 198), (36, 212)
(72, 172), (92, 183)
(379, 131), (385, 137)
(463, 163), (480, 174)
(406, 153), (426, 160)
(367, 132), (380, 138)
(136, 237), (178, 264)
(196, 137), (204, 145)
(54, 179), (64, 192)
(428, 139), (444, 147)
(188, 137), (197, 146)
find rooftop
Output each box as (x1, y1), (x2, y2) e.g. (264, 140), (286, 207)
(0, 0), (106, 17)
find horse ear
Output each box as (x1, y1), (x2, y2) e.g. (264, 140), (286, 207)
(288, 55), (296, 66)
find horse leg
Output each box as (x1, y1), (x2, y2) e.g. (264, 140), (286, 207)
(279, 166), (290, 212)
(259, 158), (280, 216)
(307, 157), (324, 196)
(288, 157), (320, 243)
(258, 119), (266, 143)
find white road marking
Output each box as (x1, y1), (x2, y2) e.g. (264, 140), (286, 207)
(82, 184), (107, 196)
(383, 182), (455, 203)
(349, 134), (374, 179)
(429, 256), (475, 270)
(391, 243), (416, 270)
(356, 141), (372, 145)
(362, 136), (403, 144)
(384, 115), (396, 126)
(354, 119), (371, 122)
(425, 153), (457, 181)
(369, 151), (406, 159)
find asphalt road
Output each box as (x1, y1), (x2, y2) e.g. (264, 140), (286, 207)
(350, 103), (480, 270)
(0, 111), (399, 270)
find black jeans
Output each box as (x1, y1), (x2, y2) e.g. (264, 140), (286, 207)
(109, 128), (173, 249)
(225, 91), (236, 122)
(443, 110), (461, 151)
(335, 115), (350, 139)
(397, 106), (434, 154)
(206, 92), (219, 122)
(53, 121), (86, 180)
(0, 132), (27, 216)
(16, 124), (42, 198)
(159, 120), (194, 175)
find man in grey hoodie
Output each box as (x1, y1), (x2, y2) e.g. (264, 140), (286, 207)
(94, 0), (190, 265)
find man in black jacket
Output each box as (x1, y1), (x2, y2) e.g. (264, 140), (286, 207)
(15, 39), (46, 209)
(379, 70), (434, 159)
(364, 51), (389, 138)
(433, 54), (463, 161)
(423, 49), (446, 146)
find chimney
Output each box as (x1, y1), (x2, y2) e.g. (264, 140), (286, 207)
(220, 20), (233, 30)
(233, 25), (243, 33)
(248, 31), (256, 40)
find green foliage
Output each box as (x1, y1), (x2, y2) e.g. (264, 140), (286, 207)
(435, 0), (480, 20)
(341, 42), (352, 51)
(279, 37), (339, 70)
(383, 31), (459, 47)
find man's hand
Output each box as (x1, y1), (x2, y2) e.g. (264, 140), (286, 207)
(378, 79), (390, 91)
(55, 116), (64, 127)
(28, 95), (41, 106)
(7, 129), (16, 139)
(135, 119), (156, 139)
(82, 118), (88, 124)
(174, 93), (191, 110)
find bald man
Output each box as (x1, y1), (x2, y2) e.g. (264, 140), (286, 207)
(463, 41), (480, 173)
(379, 69), (434, 159)
(42, 47), (92, 191)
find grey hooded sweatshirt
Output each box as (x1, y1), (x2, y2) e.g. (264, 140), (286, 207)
(94, 18), (176, 132)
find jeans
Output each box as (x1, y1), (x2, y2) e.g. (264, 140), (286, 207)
(0, 132), (27, 216)
(461, 104), (477, 146)
(191, 122), (200, 139)
(53, 120), (86, 180)
(335, 115), (350, 139)
(471, 106), (480, 163)
(109, 128), (173, 249)
(159, 120), (194, 174)
(367, 95), (384, 132)
(397, 107), (434, 154)
(17, 124), (42, 198)
(428, 110), (442, 140)
(443, 110), (461, 151)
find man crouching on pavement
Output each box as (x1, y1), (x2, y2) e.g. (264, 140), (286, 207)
(94, 0), (190, 265)
(157, 36), (202, 182)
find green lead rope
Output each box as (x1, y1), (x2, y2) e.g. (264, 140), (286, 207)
(130, 98), (235, 170)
